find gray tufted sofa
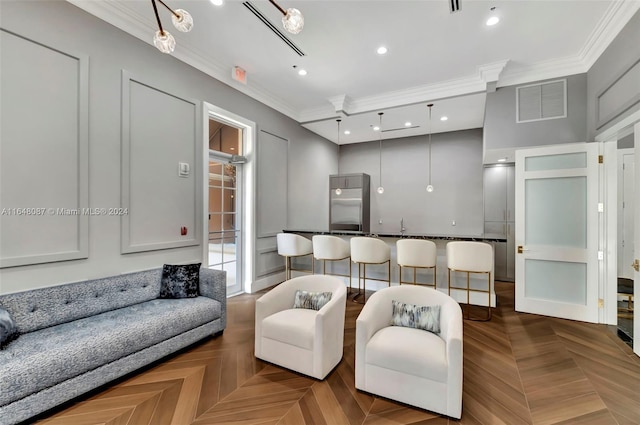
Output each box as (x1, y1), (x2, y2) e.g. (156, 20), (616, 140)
(0, 267), (226, 425)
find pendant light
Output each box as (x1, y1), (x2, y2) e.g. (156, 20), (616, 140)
(150, 0), (193, 54)
(377, 112), (385, 194)
(426, 103), (434, 193)
(268, 0), (304, 34)
(335, 119), (342, 196)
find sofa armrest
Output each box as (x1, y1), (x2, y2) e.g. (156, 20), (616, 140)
(199, 268), (227, 330)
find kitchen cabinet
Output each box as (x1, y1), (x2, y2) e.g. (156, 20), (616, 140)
(484, 165), (515, 282)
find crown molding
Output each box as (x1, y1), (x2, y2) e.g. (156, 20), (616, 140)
(498, 0), (640, 88)
(579, 0), (640, 70)
(299, 61), (508, 123)
(498, 55), (588, 88)
(66, 0), (301, 122)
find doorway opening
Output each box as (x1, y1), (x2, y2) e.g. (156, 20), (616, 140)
(617, 145), (635, 347)
(207, 118), (244, 295)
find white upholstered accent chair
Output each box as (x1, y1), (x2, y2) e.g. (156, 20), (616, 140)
(396, 239), (437, 288)
(355, 285), (463, 419)
(254, 275), (347, 380)
(276, 233), (314, 280)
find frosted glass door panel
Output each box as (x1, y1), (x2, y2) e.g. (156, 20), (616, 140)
(524, 259), (586, 304)
(525, 152), (587, 171)
(515, 142), (598, 323)
(525, 177), (586, 248)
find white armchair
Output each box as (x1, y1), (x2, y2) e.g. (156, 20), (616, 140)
(355, 285), (463, 418)
(255, 275), (347, 380)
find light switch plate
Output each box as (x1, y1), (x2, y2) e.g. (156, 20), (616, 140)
(178, 162), (190, 177)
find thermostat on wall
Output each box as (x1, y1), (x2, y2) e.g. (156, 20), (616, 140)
(178, 162), (190, 177)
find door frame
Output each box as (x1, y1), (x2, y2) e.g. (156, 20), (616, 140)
(598, 109), (640, 355)
(203, 102), (256, 295)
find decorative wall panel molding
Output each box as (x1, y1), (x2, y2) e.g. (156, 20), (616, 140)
(597, 58), (640, 130)
(0, 30), (89, 268)
(256, 130), (288, 237)
(256, 246), (284, 277)
(121, 70), (202, 253)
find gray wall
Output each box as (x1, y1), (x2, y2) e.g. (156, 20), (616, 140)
(587, 9), (640, 141)
(339, 129), (484, 236)
(0, 0), (336, 293)
(485, 73), (588, 152)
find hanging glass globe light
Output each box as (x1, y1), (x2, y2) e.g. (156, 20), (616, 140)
(153, 30), (176, 53)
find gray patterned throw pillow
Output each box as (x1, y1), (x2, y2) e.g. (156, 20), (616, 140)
(0, 307), (18, 349)
(159, 263), (201, 299)
(391, 300), (441, 334)
(293, 290), (332, 311)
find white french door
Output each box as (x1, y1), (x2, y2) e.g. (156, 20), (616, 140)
(515, 142), (599, 323)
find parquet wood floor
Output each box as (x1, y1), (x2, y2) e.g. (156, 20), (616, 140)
(33, 282), (640, 425)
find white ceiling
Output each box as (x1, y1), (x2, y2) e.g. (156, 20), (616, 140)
(69, 0), (640, 144)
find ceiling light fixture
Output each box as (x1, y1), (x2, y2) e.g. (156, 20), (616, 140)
(373, 125), (380, 131)
(150, 0), (193, 54)
(440, 116), (448, 121)
(268, 0), (304, 34)
(377, 112), (385, 194)
(344, 130), (351, 135)
(426, 104), (434, 193)
(377, 46), (388, 55)
(405, 121), (412, 127)
(210, 0), (223, 5)
(298, 69), (307, 76)
(486, 7), (499, 26)
(335, 118), (342, 195)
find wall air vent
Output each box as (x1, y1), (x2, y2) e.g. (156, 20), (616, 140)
(449, 0), (461, 13)
(382, 126), (420, 133)
(516, 79), (567, 123)
(242, 1), (305, 57)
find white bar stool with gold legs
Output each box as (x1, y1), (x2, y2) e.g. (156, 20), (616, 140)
(446, 241), (493, 321)
(350, 237), (391, 303)
(312, 235), (352, 292)
(396, 239), (437, 288)
(276, 233), (314, 281)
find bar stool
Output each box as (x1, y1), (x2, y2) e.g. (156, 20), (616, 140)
(312, 235), (352, 292)
(446, 241), (493, 321)
(276, 233), (314, 281)
(396, 239), (437, 288)
(350, 237), (391, 303)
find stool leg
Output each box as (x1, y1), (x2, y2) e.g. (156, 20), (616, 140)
(363, 263), (367, 303)
(285, 256), (290, 281)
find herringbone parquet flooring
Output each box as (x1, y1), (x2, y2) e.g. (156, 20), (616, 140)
(34, 282), (640, 425)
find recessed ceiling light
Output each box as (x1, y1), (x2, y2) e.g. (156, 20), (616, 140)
(498, 158), (506, 162)
(486, 16), (499, 26)
(298, 69), (307, 76)
(440, 116), (448, 121)
(210, 0), (223, 6)
(344, 130), (351, 135)
(377, 46), (388, 55)
(373, 126), (380, 131)
(404, 122), (412, 127)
